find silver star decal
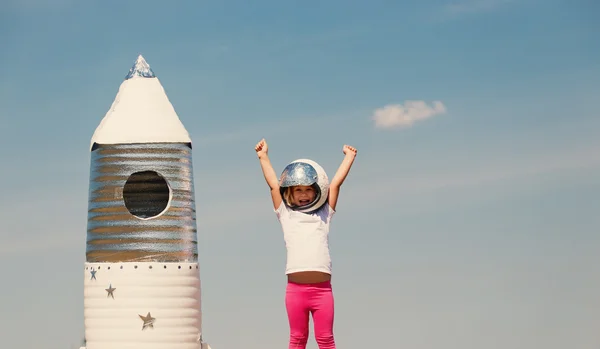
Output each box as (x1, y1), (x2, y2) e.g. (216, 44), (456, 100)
(105, 284), (116, 299)
(90, 269), (97, 280)
(139, 312), (155, 330)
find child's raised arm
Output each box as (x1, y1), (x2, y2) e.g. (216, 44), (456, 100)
(328, 145), (357, 210)
(255, 138), (283, 209)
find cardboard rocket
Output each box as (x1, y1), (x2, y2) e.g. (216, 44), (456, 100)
(82, 55), (211, 349)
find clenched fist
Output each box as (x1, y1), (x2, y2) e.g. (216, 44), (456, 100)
(255, 138), (269, 158)
(343, 145), (357, 157)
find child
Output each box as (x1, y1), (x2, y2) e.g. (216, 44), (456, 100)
(254, 138), (357, 349)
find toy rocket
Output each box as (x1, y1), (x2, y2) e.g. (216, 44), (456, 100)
(81, 55), (211, 349)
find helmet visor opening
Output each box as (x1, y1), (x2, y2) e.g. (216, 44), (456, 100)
(282, 183), (322, 211)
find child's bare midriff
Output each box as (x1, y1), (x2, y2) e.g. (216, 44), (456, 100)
(288, 271), (331, 284)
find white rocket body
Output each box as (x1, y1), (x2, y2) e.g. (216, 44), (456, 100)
(82, 56), (210, 349)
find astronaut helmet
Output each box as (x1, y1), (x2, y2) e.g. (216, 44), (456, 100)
(278, 159), (329, 213)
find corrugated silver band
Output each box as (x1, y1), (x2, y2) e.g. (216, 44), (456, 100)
(86, 143), (198, 263)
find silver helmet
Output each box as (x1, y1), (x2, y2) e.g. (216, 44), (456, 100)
(279, 159), (329, 213)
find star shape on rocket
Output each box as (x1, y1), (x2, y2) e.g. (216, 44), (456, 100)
(139, 312), (155, 330)
(90, 269), (97, 280)
(105, 284), (116, 299)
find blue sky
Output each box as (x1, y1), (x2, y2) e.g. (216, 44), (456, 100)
(1, 0), (599, 348)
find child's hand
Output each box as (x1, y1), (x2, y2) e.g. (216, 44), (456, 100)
(255, 138), (269, 158)
(343, 145), (357, 157)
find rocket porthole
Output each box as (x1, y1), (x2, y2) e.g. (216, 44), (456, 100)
(122, 170), (171, 219)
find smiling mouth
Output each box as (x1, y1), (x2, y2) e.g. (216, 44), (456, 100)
(298, 199), (310, 205)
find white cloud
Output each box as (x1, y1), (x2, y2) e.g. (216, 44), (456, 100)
(372, 100), (446, 129)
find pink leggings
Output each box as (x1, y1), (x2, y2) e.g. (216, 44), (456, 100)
(285, 280), (336, 349)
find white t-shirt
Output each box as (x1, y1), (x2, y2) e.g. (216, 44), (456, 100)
(275, 201), (335, 275)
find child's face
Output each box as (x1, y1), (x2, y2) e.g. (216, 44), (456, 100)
(291, 185), (315, 206)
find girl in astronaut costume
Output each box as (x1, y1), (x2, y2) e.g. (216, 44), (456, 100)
(255, 138), (357, 349)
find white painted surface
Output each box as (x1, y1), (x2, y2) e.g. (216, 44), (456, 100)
(90, 55), (191, 148)
(83, 262), (202, 349)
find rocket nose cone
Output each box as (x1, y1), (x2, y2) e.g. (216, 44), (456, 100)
(90, 55), (191, 148)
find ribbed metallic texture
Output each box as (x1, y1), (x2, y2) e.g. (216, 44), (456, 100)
(87, 143), (197, 263)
